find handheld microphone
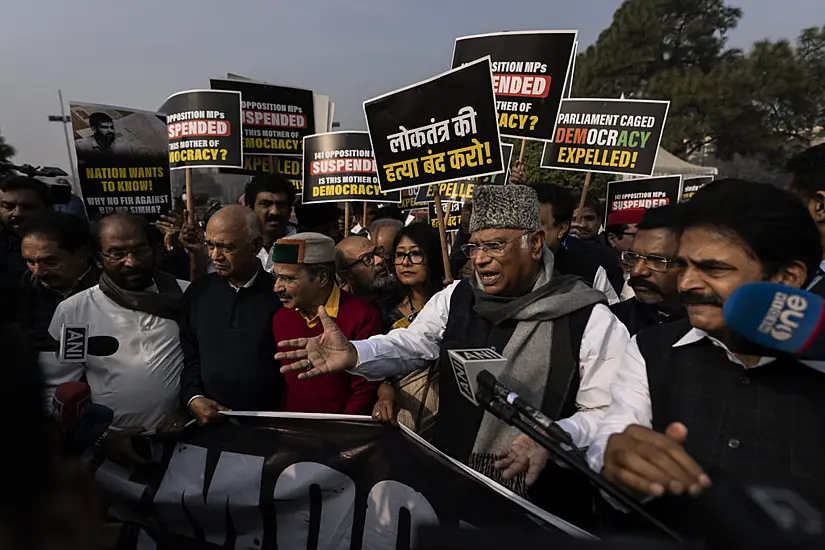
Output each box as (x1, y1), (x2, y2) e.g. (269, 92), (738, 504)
(723, 282), (825, 359)
(447, 349), (508, 406)
(36, 325), (120, 359)
(475, 371), (576, 448)
(52, 381), (114, 454)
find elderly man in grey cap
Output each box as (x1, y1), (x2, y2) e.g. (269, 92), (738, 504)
(276, 186), (629, 516)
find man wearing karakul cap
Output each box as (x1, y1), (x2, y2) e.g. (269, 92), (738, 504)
(271, 232), (382, 415)
(275, 186), (629, 518)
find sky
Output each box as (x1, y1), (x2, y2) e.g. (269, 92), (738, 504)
(0, 0), (822, 173)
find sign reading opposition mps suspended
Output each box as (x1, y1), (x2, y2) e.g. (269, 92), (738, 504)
(453, 31), (578, 142)
(302, 131), (401, 204)
(606, 175), (683, 222)
(160, 90), (243, 170)
(210, 79), (315, 157)
(541, 98), (669, 176)
(364, 57), (504, 193)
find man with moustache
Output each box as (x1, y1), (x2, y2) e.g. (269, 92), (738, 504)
(335, 235), (401, 329)
(589, 180), (825, 526)
(609, 206), (686, 335)
(74, 112), (117, 154)
(272, 232), (382, 414)
(40, 214), (189, 467)
(0, 175), (52, 285)
(179, 206), (284, 423)
(785, 143), (825, 297)
(244, 174), (296, 270)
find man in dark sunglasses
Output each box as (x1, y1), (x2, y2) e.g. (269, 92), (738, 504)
(609, 205), (686, 336)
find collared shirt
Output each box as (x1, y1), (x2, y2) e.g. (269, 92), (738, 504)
(226, 270), (259, 292)
(586, 327), (825, 472)
(350, 280), (630, 448)
(39, 279), (189, 430)
(259, 225), (298, 272)
(300, 285), (341, 328)
(806, 260), (825, 291)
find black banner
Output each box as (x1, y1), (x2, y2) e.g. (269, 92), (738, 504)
(161, 90), (244, 170)
(452, 31), (577, 142)
(681, 175), (715, 202)
(210, 79), (315, 157)
(70, 101), (171, 222)
(364, 57), (503, 193)
(302, 132), (401, 204)
(398, 187), (429, 212)
(541, 99), (669, 177)
(415, 142), (514, 204)
(93, 415), (586, 548)
(220, 156), (303, 193)
(428, 201), (462, 232)
(605, 175), (683, 221)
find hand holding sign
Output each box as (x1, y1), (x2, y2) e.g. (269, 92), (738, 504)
(276, 306), (358, 379)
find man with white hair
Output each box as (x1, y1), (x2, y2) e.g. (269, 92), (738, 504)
(179, 205), (284, 422)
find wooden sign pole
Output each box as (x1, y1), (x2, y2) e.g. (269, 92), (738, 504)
(184, 167), (197, 282)
(433, 195), (454, 285)
(363, 202), (369, 234)
(344, 202), (351, 236)
(574, 171), (593, 224)
(518, 138), (527, 163)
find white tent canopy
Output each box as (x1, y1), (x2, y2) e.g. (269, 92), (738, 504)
(653, 147), (718, 177)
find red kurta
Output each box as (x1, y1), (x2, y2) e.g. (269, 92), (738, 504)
(274, 288), (382, 414)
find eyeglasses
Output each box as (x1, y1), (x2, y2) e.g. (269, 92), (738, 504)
(100, 245), (153, 262)
(343, 247), (387, 269)
(394, 251), (426, 265)
(460, 232), (529, 259)
(620, 250), (679, 273)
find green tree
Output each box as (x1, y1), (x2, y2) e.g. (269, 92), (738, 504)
(0, 134), (15, 177)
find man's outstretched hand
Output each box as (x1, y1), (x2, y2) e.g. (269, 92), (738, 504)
(277, 306), (358, 379)
(603, 422), (712, 498)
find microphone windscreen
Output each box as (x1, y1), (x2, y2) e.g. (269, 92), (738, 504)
(86, 335), (119, 357)
(52, 381), (92, 429)
(723, 282), (825, 355)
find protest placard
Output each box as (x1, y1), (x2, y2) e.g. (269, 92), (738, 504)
(398, 187), (429, 211)
(70, 101), (171, 222)
(452, 31), (577, 142)
(415, 142), (514, 204)
(429, 200), (462, 232)
(605, 175), (683, 223)
(681, 175), (715, 202)
(302, 131), (401, 204)
(160, 90), (243, 170)
(364, 57), (503, 193)
(210, 79), (315, 157)
(542, 98), (669, 176)
(220, 156), (303, 193)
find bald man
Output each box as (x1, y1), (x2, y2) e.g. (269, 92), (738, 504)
(180, 206), (285, 421)
(335, 235), (401, 330)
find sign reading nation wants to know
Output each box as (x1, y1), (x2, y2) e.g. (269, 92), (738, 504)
(160, 89), (244, 170)
(70, 101), (172, 222)
(302, 131), (401, 204)
(453, 31), (578, 142)
(364, 57), (504, 193)
(210, 79), (315, 157)
(541, 98), (670, 177)
(605, 175), (683, 222)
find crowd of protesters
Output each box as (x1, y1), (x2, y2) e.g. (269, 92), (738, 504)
(2, 143), (825, 547)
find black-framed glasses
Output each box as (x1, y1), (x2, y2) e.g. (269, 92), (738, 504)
(100, 245), (153, 263)
(460, 231), (530, 259)
(394, 250), (426, 265)
(343, 247), (387, 270)
(620, 250), (679, 273)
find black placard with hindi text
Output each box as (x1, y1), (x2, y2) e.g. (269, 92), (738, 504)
(428, 200), (462, 232)
(364, 57), (503, 193)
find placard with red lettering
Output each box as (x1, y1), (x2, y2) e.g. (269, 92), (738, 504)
(541, 98), (669, 176)
(210, 79), (315, 157)
(605, 175), (683, 222)
(452, 31), (577, 142)
(160, 90), (243, 170)
(302, 131), (401, 204)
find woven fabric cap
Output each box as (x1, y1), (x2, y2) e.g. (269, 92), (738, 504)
(270, 232), (335, 265)
(469, 184), (540, 233)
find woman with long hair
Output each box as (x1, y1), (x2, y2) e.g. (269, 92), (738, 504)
(372, 222), (445, 439)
